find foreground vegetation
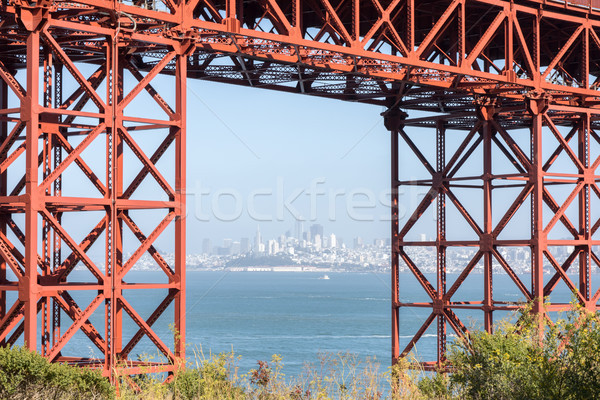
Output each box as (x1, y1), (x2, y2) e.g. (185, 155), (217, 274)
(3, 304), (600, 399)
(0, 345), (113, 399)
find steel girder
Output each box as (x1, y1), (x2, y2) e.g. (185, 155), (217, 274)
(3, 1), (600, 112)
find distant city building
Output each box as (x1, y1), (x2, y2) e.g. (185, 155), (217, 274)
(255, 225), (263, 252)
(202, 238), (212, 255)
(268, 239), (279, 255)
(330, 233), (337, 248)
(353, 237), (363, 249)
(310, 224), (324, 241)
(314, 234), (322, 250)
(172, 228), (532, 275)
(303, 231), (310, 243)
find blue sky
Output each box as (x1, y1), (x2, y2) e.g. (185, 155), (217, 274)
(184, 79), (398, 248)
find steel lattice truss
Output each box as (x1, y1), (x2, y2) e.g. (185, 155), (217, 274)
(1, 0), (600, 375)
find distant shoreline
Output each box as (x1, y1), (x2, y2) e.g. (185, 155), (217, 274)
(227, 265), (333, 272)
(183, 267), (600, 275)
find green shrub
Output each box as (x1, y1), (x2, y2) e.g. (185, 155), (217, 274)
(448, 319), (551, 399)
(0, 345), (114, 400)
(444, 303), (600, 400)
(557, 305), (600, 399)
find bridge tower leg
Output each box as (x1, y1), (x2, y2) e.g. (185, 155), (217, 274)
(0, 6), (187, 378)
(390, 95), (600, 368)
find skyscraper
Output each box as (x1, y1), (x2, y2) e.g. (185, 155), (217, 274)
(254, 225), (262, 253)
(303, 231), (310, 242)
(353, 237), (363, 249)
(202, 238), (212, 255)
(310, 224), (323, 241)
(314, 234), (322, 250)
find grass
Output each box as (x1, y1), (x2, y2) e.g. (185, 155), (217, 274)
(117, 347), (421, 400)
(0, 343), (431, 400)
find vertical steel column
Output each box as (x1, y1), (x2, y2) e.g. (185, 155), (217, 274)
(41, 48), (52, 356)
(23, 28), (40, 351)
(105, 35), (124, 377)
(0, 79), (6, 336)
(385, 109), (406, 365)
(114, 42), (124, 365)
(528, 94), (548, 321)
(104, 37), (114, 377)
(224, 0), (240, 31)
(578, 112), (591, 307)
(406, 0), (414, 51)
(351, 0), (359, 43)
(478, 100), (495, 332)
(52, 63), (62, 347)
(436, 120), (447, 365)
(174, 48), (187, 362)
(391, 122), (399, 366)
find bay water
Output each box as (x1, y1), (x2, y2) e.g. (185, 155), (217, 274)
(58, 270), (577, 379)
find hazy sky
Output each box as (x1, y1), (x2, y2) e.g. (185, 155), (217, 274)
(154, 76), (586, 252)
(184, 79), (399, 248)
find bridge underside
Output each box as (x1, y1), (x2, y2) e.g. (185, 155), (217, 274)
(1, 0), (600, 374)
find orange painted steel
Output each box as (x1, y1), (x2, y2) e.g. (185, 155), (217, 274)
(1, 0), (600, 375)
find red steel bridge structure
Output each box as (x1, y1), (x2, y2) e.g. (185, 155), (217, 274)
(1, 0), (600, 376)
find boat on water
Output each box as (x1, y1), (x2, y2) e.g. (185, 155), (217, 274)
(319, 274), (330, 280)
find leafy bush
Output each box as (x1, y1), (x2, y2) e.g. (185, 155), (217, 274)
(441, 303), (600, 400)
(0, 345), (114, 400)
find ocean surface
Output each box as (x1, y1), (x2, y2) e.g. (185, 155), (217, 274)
(51, 270), (579, 378)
